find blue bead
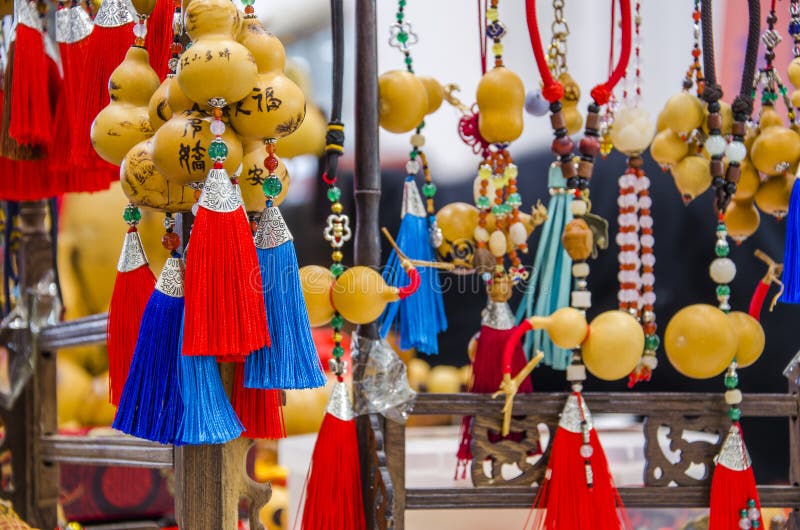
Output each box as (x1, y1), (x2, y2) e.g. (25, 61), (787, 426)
(525, 90), (550, 116)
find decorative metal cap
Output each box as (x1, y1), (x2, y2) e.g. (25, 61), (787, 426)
(56, 4), (93, 43)
(558, 393), (593, 433)
(198, 168), (242, 213)
(254, 206), (293, 250)
(326, 381), (354, 421)
(716, 424), (752, 472)
(481, 300), (515, 330)
(93, 0), (136, 28)
(15, 0), (41, 30)
(116, 231), (148, 273)
(155, 257), (185, 298)
(401, 180), (426, 219)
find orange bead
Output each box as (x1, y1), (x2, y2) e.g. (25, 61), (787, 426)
(161, 231), (181, 251)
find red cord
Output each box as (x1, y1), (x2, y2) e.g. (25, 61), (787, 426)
(397, 267), (421, 299)
(748, 280), (769, 321)
(525, 0), (632, 105)
(609, 0), (616, 77)
(478, 0), (488, 75)
(502, 320), (532, 375)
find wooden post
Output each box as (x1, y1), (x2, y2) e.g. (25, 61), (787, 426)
(353, 0), (382, 527)
(788, 369), (800, 529)
(0, 200), (58, 528)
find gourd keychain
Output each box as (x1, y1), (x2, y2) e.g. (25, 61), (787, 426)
(663, 1), (767, 527)
(377, 0), (449, 356)
(607, 0), (659, 386)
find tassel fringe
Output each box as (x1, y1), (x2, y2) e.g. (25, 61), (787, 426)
(231, 362), (286, 440)
(780, 180), (800, 303)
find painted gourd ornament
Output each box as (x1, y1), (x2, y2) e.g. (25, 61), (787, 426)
(724, 199), (761, 242)
(434, 202), (479, 270)
(239, 140), (290, 212)
(582, 310), (645, 381)
(732, 159), (760, 200)
(378, 70), (428, 133)
(299, 265), (336, 327)
(559, 72), (583, 136)
(151, 76), (243, 185)
(90, 46), (159, 165)
(727, 311), (765, 368)
(650, 129), (688, 168)
(120, 139), (196, 212)
(527, 307), (588, 349)
(418, 76), (444, 114)
(176, 0), (257, 106)
(229, 18), (306, 141)
(275, 103), (326, 159)
(790, 57), (800, 108)
(750, 125), (800, 176)
(476, 66), (524, 143)
(664, 304), (737, 379)
(148, 78), (172, 132)
(754, 172), (796, 219)
(660, 92), (704, 138)
(609, 105), (656, 156)
(671, 155), (711, 203)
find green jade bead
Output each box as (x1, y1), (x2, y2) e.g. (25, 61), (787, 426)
(327, 186), (342, 202)
(262, 176), (283, 198)
(332, 345), (345, 358)
(208, 140), (228, 161)
(422, 183), (437, 198)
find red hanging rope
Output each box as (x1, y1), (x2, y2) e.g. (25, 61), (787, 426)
(525, 0), (633, 105)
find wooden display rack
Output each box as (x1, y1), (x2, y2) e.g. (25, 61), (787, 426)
(1, 1), (800, 529)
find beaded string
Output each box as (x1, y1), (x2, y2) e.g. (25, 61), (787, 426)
(161, 6), (183, 258)
(684, 0), (705, 96)
(756, 0), (796, 128)
(791, 0), (800, 59)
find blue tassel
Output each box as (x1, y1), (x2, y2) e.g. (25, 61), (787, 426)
(379, 179), (447, 355)
(781, 180), (800, 303)
(515, 164), (573, 369)
(174, 316), (243, 445)
(244, 206), (325, 389)
(112, 256), (185, 444)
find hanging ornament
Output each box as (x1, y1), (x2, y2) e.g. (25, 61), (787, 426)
(379, 0), (448, 355)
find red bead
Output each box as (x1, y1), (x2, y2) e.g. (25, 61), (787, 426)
(579, 136), (600, 157)
(162, 232), (180, 251)
(551, 136), (574, 156)
(170, 43), (182, 54)
(264, 155), (279, 171)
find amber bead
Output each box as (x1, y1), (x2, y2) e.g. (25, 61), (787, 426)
(552, 135), (574, 156)
(162, 231), (181, 251)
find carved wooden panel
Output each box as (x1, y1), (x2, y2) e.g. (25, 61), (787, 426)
(470, 414), (558, 487)
(643, 414), (728, 486)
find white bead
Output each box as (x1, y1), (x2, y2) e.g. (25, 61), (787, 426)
(524, 89), (550, 116)
(474, 226), (489, 242)
(571, 290), (592, 308)
(705, 134), (726, 156)
(639, 215), (653, 229)
(567, 364), (587, 382)
(489, 230), (507, 257)
(473, 176), (495, 204)
(210, 119), (225, 136)
(570, 200), (587, 216)
(725, 389), (743, 404)
(726, 141), (747, 163)
(642, 292), (656, 305)
(641, 272), (655, 285)
(642, 355), (658, 369)
(739, 518), (752, 529)
(639, 196), (652, 209)
(509, 222), (527, 245)
(410, 134), (425, 148)
(639, 176), (651, 188)
(572, 262), (590, 278)
(709, 257), (737, 284)
(579, 444), (594, 458)
(747, 507), (760, 520)
(641, 235), (655, 248)
(133, 22), (147, 38)
(406, 159), (420, 175)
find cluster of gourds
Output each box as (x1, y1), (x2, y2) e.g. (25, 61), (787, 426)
(91, 0), (324, 211)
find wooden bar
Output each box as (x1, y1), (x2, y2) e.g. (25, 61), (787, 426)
(385, 418), (405, 530)
(405, 486), (800, 510)
(412, 392), (800, 417)
(39, 435), (173, 469)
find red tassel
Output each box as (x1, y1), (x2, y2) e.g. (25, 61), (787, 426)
(145, 0), (173, 80)
(527, 393), (630, 530)
(72, 0), (134, 183)
(107, 228), (156, 406)
(301, 382), (366, 530)
(472, 325), (533, 394)
(231, 363), (285, 439)
(8, 19), (52, 148)
(709, 424), (763, 530)
(182, 168), (269, 358)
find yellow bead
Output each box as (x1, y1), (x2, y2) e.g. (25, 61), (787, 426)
(332, 251), (343, 262)
(478, 164), (492, 179)
(492, 42), (504, 57)
(331, 202), (343, 214)
(333, 332), (342, 342)
(486, 7), (498, 21)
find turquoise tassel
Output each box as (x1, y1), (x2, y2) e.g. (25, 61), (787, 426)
(515, 164), (573, 369)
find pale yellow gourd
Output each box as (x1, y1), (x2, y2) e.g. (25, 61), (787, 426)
(476, 67), (525, 143)
(148, 77), (172, 132)
(419, 76), (444, 114)
(583, 310), (645, 381)
(120, 139), (196, 212)
(660, 92), (704, 137)
(91, 47), (159, 165)
(379, 70), (428, 134)
(560, 73), (583, 136)
(727, 311), (765, 368)
(239, 140), (290, 212)
(151, 77), (243, 185)
(733, 159), (760, 200)
(754, 172), (796, 219)
(434, 202), (479, 268)
(299, 265), (336, 327)
(724, 199), (761, 242)
(176, 0), (257, 106)
(275, 104), (326, 159)
(229, 17), (306, 141)
(671, 155), (711, 203)
(664, 304), (737, 379)
(750, 125), (800, 176)
(650, 129), (688, 167)
(331, 266), (400, 324)
(702, 100), (733, 135)
(527, 307), (588, 349)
